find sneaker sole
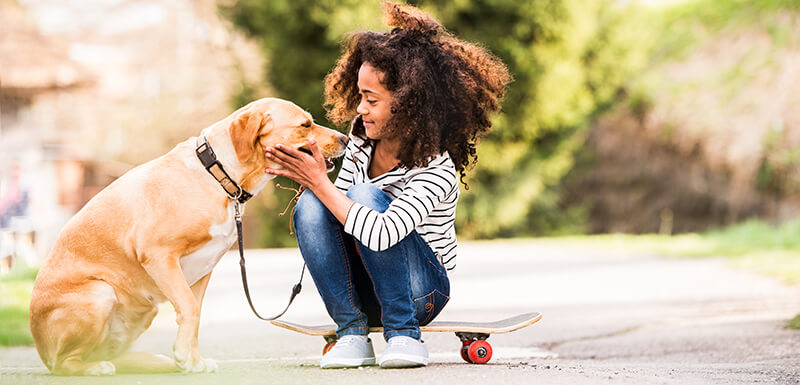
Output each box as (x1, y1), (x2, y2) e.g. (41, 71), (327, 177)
(320, 357), (376, 369)
(379, 354), (428, 369)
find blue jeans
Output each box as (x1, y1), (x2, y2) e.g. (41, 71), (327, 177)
(293, 183), (450, 341)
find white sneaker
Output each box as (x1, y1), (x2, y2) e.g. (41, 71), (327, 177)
(320, 335), (376, 369)
(378, 336), (429, 368)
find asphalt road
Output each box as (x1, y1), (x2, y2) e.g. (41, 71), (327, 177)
(2, 239), (799, 384)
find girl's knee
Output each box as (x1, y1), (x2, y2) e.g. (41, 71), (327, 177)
(346, 184), (389, 211)
(293, 190), (328, 226)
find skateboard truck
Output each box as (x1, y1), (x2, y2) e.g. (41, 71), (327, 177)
(322, 335), (338, 355)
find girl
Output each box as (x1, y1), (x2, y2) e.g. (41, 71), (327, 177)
(265, 1), (510, 369)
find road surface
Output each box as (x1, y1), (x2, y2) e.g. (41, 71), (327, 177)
(2, 239), (799, 384)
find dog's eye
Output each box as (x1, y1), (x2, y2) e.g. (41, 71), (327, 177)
(301, 122), (311, 128)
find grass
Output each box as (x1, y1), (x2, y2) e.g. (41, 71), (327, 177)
(788, 314), (800, 330)
(535, 218), (800, 279)
(0, 262), (38, 346)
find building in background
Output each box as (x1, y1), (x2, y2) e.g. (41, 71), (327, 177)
(0, 0), (267, 264)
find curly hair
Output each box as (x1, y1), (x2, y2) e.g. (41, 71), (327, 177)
(324, 1), (511, 188)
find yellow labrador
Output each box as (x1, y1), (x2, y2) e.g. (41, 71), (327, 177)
(29, 98), (347, 375)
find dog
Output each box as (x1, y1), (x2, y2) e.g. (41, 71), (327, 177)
(29, 98), (347, 375)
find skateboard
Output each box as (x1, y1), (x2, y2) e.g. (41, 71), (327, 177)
(271, 312), (542, 364)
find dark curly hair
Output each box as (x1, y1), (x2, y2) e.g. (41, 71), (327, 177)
(324, 1), (511, 188)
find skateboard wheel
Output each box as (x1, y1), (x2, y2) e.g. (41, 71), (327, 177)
(467, 340), (492, 364)
(323, 342), (336, 355)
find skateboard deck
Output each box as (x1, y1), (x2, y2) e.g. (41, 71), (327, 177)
(271, 312), (542, 364)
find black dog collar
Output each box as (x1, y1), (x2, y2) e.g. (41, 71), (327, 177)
(195, 136), (253, 204)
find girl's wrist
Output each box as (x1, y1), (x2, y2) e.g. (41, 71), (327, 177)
(308, 174), (332, 193)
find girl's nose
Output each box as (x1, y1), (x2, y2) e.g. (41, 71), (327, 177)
(357, 101), (368, 115)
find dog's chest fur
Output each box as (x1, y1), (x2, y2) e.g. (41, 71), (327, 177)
(180, 202), (238, 286)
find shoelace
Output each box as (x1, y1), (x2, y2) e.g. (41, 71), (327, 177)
(388, 337), (422, 347)
(388, 339), (408, 347)
(337, 335), (368, 347)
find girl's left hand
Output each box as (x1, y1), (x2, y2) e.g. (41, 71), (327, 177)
(265, 138), (329, 190)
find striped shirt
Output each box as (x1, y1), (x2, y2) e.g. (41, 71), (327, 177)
(334, 133), (460, 271)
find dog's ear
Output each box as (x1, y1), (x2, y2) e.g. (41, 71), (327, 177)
(230, 110), (271, 163)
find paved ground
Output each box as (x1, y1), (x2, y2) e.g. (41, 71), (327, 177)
(2, 239), (799, 384)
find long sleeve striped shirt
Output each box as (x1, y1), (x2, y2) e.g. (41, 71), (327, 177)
(334, 132), (460, 271)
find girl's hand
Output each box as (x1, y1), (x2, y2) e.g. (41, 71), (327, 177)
(265, 138), (329, 190)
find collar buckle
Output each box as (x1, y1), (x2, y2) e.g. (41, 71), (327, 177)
(195, 136), (253, 204)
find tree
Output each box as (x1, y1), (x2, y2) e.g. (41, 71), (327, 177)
(223, 0), (650, 243)
(222, 0), (384, 125)
(418, 0), (650, 237)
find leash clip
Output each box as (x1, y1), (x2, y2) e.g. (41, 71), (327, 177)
(234, 199), (242, 222)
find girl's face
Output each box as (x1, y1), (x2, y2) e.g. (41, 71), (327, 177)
(356, 62), (393, 140)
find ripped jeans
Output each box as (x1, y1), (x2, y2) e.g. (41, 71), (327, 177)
(293, 183), (450, 341)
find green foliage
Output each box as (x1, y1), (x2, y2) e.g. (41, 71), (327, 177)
(757, 120), (800, 196)
(421, 0), (653, 237)
(702, 218), (800, 255)
(648, 0), (800, 64)
(788, 314), (800, 330)
(644, 2), (800, 113)
(221, 0), (384, 126)
(224, 0), (653, 243)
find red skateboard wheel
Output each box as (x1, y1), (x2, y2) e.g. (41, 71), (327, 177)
(323, 341), (336, 355)
(467, 340), (492, 364)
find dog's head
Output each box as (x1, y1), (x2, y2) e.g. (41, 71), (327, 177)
(229, 98), (348, 172)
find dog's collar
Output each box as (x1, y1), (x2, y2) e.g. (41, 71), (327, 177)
(195, 136), (252, 204)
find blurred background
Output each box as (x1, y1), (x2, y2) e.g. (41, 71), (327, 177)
(1, 0), (800, 343)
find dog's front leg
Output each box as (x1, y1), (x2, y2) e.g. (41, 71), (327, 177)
(141, 252), (217, 373)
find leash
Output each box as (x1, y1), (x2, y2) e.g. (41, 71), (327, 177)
(195, 135), (304, 321)
(234, 198), (305, 321)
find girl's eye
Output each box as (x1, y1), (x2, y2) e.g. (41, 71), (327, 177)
(367, 100), (377, 105)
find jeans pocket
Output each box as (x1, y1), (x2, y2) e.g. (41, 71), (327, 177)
(413, 289), (450, 326)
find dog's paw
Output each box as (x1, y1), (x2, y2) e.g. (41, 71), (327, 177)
(175, 354), (217, 373)
(201, 358), (218, 373)
(84, 361), (116, 376)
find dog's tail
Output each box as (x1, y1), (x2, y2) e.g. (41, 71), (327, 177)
(111, 352), (177, 374)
